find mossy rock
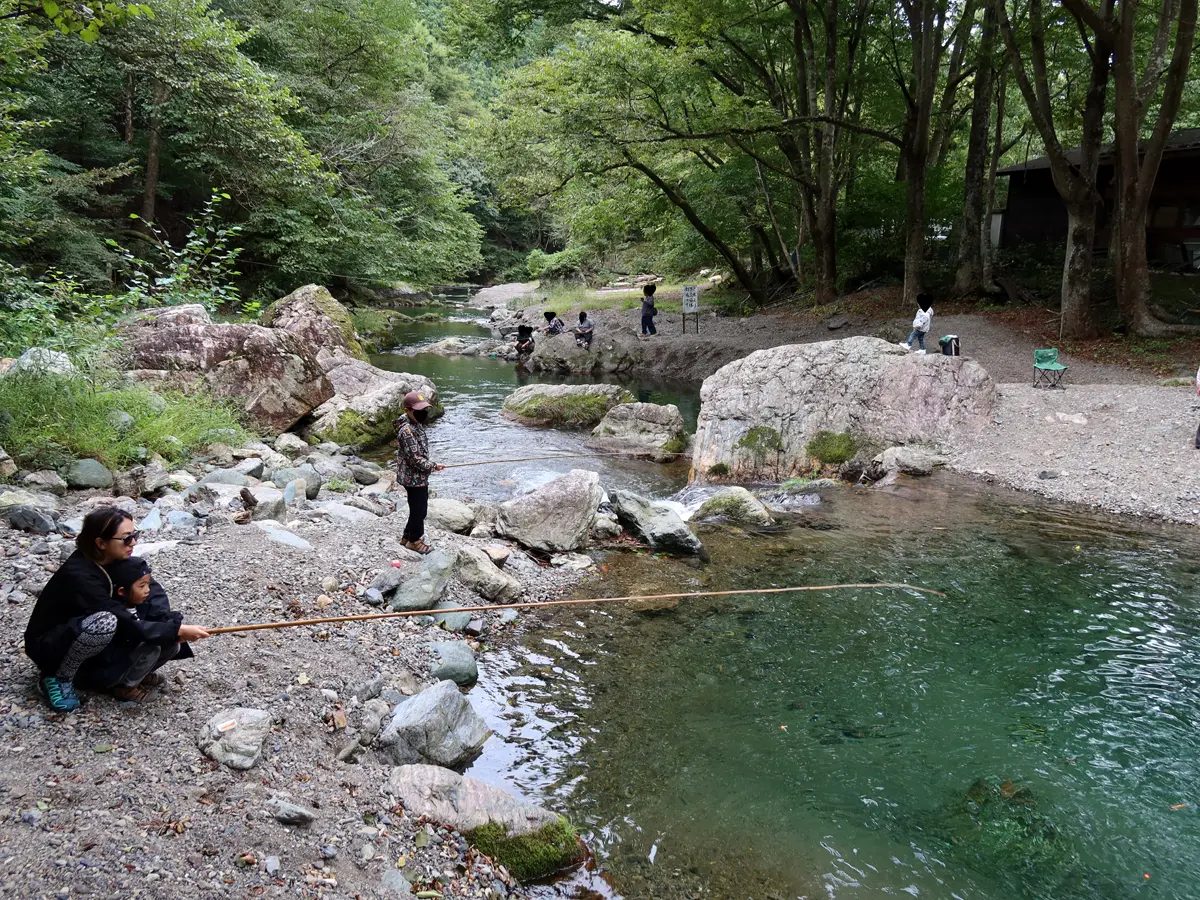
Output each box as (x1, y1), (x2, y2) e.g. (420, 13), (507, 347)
(324, 409), (392, 448)
(503, 386), (635, 427)
(805, 430), (858, 465)
(694, 487), (774, 526)
(466, 816), (585, 882)
(660, 433), (688, 455)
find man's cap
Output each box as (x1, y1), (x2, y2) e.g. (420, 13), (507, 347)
(403, 391), (432, 411)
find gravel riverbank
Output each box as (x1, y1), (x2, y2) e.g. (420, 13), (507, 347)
(0, 499), (594, 899)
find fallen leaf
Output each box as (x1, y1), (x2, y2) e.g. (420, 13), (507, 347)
(1170, 803), (1188, 811)
(297, 673), (310, 685)
(93, 743), (113, 754)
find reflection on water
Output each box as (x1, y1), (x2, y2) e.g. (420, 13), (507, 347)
(469, 477), (1200, 898)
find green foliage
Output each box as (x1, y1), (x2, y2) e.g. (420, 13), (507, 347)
(466, 817), (583, 883)
(805, 431), (858, 465)
(660, 433), (688, 455)
(323, 477), (355, 493)
(111, 193), (244, 311)
(707, 462), (730, 477)
(0, 262), (132, 357)
(0, 371), (247, 469)
(323, 409), (395, 448)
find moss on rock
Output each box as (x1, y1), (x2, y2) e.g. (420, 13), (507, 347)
(466, 816), (585, 883)
(805, 430), (858, 465)
(325, 409), (391, 448)
(507, 389), (634, 427)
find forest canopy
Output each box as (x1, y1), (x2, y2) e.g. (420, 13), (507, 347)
(1, 0), (1197, 349)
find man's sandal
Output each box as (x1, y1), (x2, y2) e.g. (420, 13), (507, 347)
(111, 684), (151, 703)
(403, 539), (434, 555)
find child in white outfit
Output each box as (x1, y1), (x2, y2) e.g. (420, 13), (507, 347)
(902, 293), (933, 352)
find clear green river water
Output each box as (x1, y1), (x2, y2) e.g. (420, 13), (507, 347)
(376, 296), (1200, 899)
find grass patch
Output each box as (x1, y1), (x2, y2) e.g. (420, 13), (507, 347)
(735, 425), (784, 467)
(466, 817), (584, 883)
(661, 433), (689, 455)
(350, 308), (411, 351)
(505, 390), (634, 426)
(707, 462), (730, 477)
(324, 477), (354, 493)
(806, 430), (857, 465)
(0, 372), (248, 472)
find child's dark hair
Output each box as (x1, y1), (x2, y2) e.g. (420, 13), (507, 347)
(579, 311), (587, 322)
(643, 283), (656, 296)
(107, 557), (151, 593)
(917, 292), (933, 311)
(516, 325), (534, 338)
(543, 310), (557, 321)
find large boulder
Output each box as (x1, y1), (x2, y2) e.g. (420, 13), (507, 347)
(501, 384), (634, 427)
(376, 680), (490, 767)
(260, 284), (367, 361)
(869, 445), (947, 478)
(610, 490), (705, 557)
(0, 446), (15, 478)
(496, 469), (604, 552)
(121, 305), (333, 434)
(691, 337), (995, 480)
(385, 765), (583, 882)
(455, 545), (523, 602)
(587, 402), (688, 461)
(301, 354), (437, 446)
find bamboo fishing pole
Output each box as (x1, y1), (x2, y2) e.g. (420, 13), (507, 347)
(439, 450), (684, 469)
(205, 582), (944, 636)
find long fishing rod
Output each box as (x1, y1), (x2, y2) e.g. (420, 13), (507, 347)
(439, 449), (685, 469)
(206, 582), (944, 636)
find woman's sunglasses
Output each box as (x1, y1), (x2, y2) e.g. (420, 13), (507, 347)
(113, 530), (141, 546)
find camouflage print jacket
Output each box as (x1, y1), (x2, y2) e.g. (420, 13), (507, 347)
(394, 417), (435, 488)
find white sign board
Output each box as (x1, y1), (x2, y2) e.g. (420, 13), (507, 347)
(681, 285), (700, 313)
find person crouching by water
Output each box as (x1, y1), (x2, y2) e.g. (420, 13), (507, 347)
(542, 310), (565, 335)
(514, 324), (535, 369)
(572, 310), (594, 349)
(395, 390), (444, 554)
(23, 507), (210, 712)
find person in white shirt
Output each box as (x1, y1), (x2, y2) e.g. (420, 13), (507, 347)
(901, 293), (934, 352)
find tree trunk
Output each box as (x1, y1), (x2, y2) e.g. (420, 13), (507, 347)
(123, 73), (135, 144)
(808, 195), (838, 305)
(1061, 197), (1098, 338)
(902, 153), (927, 306)
(981, 68), (1007, 287)
(141, 80), (168, 224)
(953, 2), (996, 295)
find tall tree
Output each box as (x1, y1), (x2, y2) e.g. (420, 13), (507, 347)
(1102, 0), (1198, 334)
(998, 0), (1114, 338)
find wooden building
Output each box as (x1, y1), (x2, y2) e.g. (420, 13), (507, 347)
(997, 128), (1200, 269)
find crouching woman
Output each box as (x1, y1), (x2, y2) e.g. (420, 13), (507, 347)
(23, 507), (209, 712)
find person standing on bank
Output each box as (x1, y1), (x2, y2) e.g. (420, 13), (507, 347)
(640, 284), (658, 337)
(395, 390), (444, 554)
(23, 506), (210, 712)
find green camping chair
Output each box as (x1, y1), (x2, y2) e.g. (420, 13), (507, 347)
(1033, 348), (1068, 388)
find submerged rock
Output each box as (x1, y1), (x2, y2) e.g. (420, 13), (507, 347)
(693, 487), (774, 526)
(692, 336), (994, 480)
(376, 680), (490, 767)
(610, 490), (705, 557)
(501, 383), (634, 427)
(587, 402), (688, 461)
(386, 764), (584, 882)
(496, 469), (604, 553)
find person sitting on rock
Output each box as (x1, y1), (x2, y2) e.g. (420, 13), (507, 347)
(514, 325), (535, 368)
(23, 507), (210, 712)
(542, 310), (566, 335)
(395, 390), (444, 555)
(572, 311), (595, 350)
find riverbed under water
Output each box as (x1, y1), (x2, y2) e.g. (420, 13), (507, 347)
(372, 297), (1200, 899)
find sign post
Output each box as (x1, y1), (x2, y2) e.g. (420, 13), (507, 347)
(681, 285), (700, 334)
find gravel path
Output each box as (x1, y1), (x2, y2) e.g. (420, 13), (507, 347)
(0, 502), (592, 899)
(948, 382), (1200, 525)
